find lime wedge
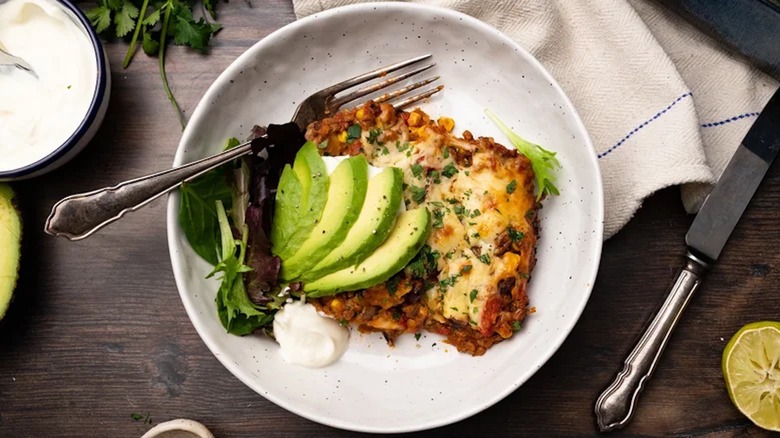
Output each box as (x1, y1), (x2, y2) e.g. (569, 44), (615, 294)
(722, 321), (780, 432)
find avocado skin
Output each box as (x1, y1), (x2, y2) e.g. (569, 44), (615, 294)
(304, 208), (431, 297)
(299, 167), (403, 283)
(0, 184), (21, 321)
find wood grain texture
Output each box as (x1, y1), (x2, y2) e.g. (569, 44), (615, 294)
(1, 1), (779, 436)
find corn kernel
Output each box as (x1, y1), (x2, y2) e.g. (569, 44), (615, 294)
(416, 126), (427, 137)
(408, 112), (423, 127)
(356, 108), (366, 120)
(331, 299), (344, 311)
(337, 131), (347, 143)
(438, 117), (455, 132)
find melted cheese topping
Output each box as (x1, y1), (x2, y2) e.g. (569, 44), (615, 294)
(353, 110), (536, 332)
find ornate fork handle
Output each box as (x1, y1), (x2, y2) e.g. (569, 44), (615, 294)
(594, 253), (708, 431)
(45, 142), (254, 240)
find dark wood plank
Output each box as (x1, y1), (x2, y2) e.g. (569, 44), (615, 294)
(1, 1), (779, 436)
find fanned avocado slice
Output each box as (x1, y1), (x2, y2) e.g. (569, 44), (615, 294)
(304, 208), (430, 297)
(272, 142), (328, 259)
(0, 184), (21, 320)
(299, 166), (403, 282)
(280, 155), (368, 281)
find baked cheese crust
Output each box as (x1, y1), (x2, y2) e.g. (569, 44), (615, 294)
(304, 101), (539, 355)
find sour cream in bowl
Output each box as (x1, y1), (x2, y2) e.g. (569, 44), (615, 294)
(0, 0), (110, 181)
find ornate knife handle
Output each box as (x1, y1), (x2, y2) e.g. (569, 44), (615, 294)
(44, 142), (254, 240)
(594, 252), (709, 431)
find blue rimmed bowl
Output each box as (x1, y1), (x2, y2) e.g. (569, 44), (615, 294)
(0, 0), (110, 181)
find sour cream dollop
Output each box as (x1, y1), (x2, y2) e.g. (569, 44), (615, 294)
(0, 0), (97, 171)
(273, 301), (349, 367)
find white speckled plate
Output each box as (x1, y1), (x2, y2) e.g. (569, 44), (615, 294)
(167, 2), (603, 433)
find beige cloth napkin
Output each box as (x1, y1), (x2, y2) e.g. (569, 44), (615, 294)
(293, 0), (778, 239)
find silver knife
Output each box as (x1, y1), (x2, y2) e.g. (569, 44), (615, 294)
(594, 86), (780, 432)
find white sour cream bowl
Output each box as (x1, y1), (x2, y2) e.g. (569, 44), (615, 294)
(0, 0), (110, 180)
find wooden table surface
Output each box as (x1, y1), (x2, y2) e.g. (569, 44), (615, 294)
(1, 1), (779, 436)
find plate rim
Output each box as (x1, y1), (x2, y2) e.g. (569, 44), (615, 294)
(167, 2), (605, 433)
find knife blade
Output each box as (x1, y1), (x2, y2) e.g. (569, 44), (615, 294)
(594, 85), (780, 432)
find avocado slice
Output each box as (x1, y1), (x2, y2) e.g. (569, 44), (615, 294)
(0, 184), (21, 320)
(270, 164), (302, 254)
(304, 208), (431, 297)
(272, 142), (329, 259)
(299, 167), (403, 282)
(280, 155), (369, 281)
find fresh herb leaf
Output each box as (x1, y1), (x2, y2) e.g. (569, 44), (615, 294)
(114, 2), (139, 37)
(478, 253), (491, 265)
(506, 180), (517, 194)
(429, 170), (441, 184)
(443, 147), (450, 158)
(346, 124), (361, 143)
(142, 31), (159, 56)
(442, 163), (458, 178)
(407, 244), (439, 278)
(432, 209), (445, 229)
(171, 8), (221, 51)
(486, 109), (561, 200)
(386, 276), (400, 296)
(461, 265), (472, 273)
(130, 413), (144, 422)
(469, 289), (478, 302)
(512, 321), (522, 331)
(508, 227), (525, 242)
(397, 141), (410, 152)
(410, 185), (427, 203)
(411, 163), (424, 178)
(86, 6), (112, 33)
(367, 128), (382, 144)
(317, 140), (328, 149)
(414, 333), (421, 341)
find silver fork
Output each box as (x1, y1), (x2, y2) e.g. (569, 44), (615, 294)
(44, 54), (442, 240)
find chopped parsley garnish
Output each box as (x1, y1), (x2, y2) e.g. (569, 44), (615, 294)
(442, 163), (459, 178)
(461, 265), (473, 274)
(446, 197), (459, 204)
(386, 276), (400, 295)
(392, 311), (401, 320)
(346, 124), (361, 143)
(471, 232), (480, 239)
(340, 319), (348, 327)
(469, 289), (478, 302)
(414, 333), (422, 341)
(411, 163), (424, 177)
(506, 180), (517, 194)
(512, 321), (522, 331)
(317, 140), (328, 149)
(453, 204), (466, 216)
(429, 170), (441, 184)
(407, 245), (439, 278)
(397, 141), (410, 152)
(432, 209), (445, 229)
(439, 274), (460, 291)
(380, 145), (390, 155)
(445, 250), (455, 259)
(470, 209), (481, 218)
(443, 147), (450, 158)
(410, 185), (427, 203)
(429, 201), (445, 208)
(450, 306), (459, 312)
(478, 253), (491, 265)
(367, 128), (382, 144)
(508, 227), (525, 242)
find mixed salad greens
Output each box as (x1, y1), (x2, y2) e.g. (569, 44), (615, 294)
(179, 123), (303, 335)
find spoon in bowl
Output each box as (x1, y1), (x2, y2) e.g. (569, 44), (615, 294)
(0, 45), (37, 78)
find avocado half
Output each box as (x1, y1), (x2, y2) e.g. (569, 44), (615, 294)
(0, 184), (21, 320)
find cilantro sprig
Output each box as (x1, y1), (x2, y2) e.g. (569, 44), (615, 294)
(87, 0), (222, 127)
(485, 109), (561, 201)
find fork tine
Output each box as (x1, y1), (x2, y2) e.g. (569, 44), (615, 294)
(372, 76), (440, 104)
(330, 64), (436, 108)
(322, 54), (432, 94)
(391, 85), (445, 109)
